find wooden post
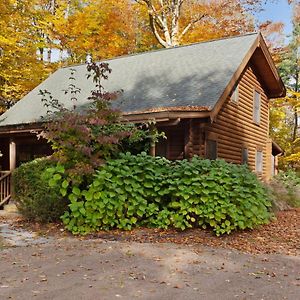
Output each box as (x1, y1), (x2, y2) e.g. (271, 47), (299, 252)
(265, 138), (272, 182)
(150, 142), (156, 157)
(149, 123), (156, 157)
(184, 120), (192, 159)
(9, 139), (16, 171)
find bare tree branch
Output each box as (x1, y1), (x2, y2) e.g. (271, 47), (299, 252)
(135, 0), (204, 48)
(178, 13), (207, 41)
(149, 13), (169, 47)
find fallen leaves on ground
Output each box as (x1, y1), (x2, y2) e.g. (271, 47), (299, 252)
(1, 209), (299, 256)
(92, 209), (300, 256)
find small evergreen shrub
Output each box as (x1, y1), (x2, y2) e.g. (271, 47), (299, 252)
(49, 153), (272, 235)
(12, 158), (68, 222)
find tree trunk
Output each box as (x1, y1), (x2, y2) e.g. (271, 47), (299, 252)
(136, 0), (205, 48)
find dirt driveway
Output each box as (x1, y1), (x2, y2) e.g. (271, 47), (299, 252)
(0, 237), (299, 300)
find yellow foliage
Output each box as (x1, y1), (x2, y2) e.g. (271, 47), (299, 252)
(270, 89), (300, 169)
(0, 0), (56, 109)
(53, 0), (139, 62)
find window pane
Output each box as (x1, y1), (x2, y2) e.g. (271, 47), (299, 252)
(253, 91), (261, 124)
(206, 140), (217, 160)
(256, 151), (263, 173)
(242, 148), (248, 165)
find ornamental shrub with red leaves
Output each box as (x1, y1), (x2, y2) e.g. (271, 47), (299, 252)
(39, 62), (149, 180)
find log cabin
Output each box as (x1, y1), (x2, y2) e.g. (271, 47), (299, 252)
(0, 33), (285, 190)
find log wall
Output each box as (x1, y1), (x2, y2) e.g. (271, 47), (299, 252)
(206, 63), (271, 180)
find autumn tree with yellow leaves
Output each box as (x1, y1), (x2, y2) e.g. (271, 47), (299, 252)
(270, 3), (300, 169)
(0, 0), (54, 112)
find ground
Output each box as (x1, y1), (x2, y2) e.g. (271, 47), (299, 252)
(0, 209), (299, 300)
(0, 238), (300, 300)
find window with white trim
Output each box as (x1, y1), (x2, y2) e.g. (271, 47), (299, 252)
(230, 84), (239, 103)
(255, 150), (263, 173)
(253, 90), (261, 124)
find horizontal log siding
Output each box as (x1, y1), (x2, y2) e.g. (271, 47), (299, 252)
(208, 64), (270, 180)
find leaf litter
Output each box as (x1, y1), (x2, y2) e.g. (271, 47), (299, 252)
(3, 209), (299, 256)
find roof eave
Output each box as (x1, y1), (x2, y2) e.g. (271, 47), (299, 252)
(210, 34), (261, 120)
(272, 140), (284, 156)
(0, 122), (44, 135)
(210, 33), (286, 120)
(122, 110), (211, 123)
(257, 34), (286, 98)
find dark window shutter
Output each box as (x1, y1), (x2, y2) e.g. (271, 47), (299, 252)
(206, 140), (217, 160)
(242, 148), (248, 165)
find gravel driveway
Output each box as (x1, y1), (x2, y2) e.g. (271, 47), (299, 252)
(0, 237), (299, 300)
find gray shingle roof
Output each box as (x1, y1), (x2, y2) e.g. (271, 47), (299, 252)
(0, 33), (259, 127)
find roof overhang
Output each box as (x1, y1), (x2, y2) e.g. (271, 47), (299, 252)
(122, 109), (211, 123)
(251, 36), (286, 98)
(0, 109), (211, 134)
(210, 33), (286, 120)
(272, 141), (284, 156)
(0, 123), (44, 136)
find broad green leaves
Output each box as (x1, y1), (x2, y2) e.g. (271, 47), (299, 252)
(53, 154), (272, 235)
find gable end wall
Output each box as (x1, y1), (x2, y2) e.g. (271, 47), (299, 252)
(207, 63), (271, 180)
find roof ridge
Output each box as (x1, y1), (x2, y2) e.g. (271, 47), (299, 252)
(61, 32), (259, 69)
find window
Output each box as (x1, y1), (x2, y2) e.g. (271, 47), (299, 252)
(242, 148), (248, 165)
(230, 84), (239, 103)
(255, 150), (263, 173)
(253, 90), (261, 124)
(206, 140), (217, 160)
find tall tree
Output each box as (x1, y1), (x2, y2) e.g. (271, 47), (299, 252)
(0, 0), (54, 112)
(53, 0), (137, 62)
(0, 0), (84, 112)
(270, 2), (300, 169)
(34, 0), (85, 62)
(134, 0), (255, 48)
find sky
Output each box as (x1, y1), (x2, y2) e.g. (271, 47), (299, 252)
(256, 0), (293, 37)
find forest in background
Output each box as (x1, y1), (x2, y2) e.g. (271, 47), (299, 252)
(0, 0), (299, 168)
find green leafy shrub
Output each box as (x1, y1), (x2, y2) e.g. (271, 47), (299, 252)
(51, 153), (272, 235)
(12, 158), (68, 222)
(58, 153), (170, 234)
(165, 158), (271, 234)
(269, 170), (300, 209)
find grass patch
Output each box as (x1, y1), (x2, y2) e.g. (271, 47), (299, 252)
(269, 170), (300, 210)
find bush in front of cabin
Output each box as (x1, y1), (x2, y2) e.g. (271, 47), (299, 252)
(58, 153), (170, 234)
(50, 153), (272, 235)
(12, 158), (68, 223)
(164, 158), (272, 235)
